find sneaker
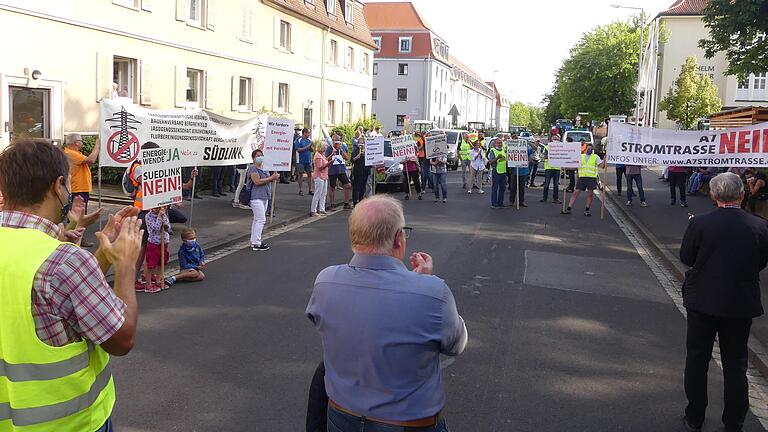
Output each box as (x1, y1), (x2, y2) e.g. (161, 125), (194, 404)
(442, 199), (447, 203)
(584, 209), (592, 217)
(682, 202), (689, 207)
(310, 212), (318, 217)
(164, 276), (176, 287)
(670, 199), (676, 206)
(520, 203), (528, 207)
(640, 201), (648, 207)
(434, 199), (440, 203)
(404, 195), (410, 200)
(682, 416), (702, 432)
(298, 190), (304, 196)
(491, 205), (499, 209)
(467, 190), (472, 194)
(231, 201), (239, 208)
(237, 203), (251, 210)
(135, 280), (147, 293)
(553, 199), (562, 204)
(566, 188), (574, 193)
(343, 203), (352, 210)
(626, 200), (632, 206)
(252, 243), (271, 251)
(479, 190), (485, 194)
(145, 283), (162, 294)
(561, 208), (572, 215)
(417, 194), (423, 200)
(540, 199), (547, 203)
(318, 211), (328, 216)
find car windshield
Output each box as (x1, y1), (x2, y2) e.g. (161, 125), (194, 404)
(446, 131), (458, 144)
(520, 132), (532, 137)
(384, 141), (392, 157)
(567, 132), (591, 142)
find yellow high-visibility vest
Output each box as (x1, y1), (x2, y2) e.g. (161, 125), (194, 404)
(579, 154), (600, 178)
(0, 227), (115, 432)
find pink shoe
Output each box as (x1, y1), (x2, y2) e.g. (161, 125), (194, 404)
(135, 280), (147, 293)
(145, 283), (162, 294)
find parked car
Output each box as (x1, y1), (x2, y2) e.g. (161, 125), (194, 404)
(431, 128), (467, 170)
(519, 131), (535, 143)
(376, 139), (404, 191)
(562, 129), (594, 146)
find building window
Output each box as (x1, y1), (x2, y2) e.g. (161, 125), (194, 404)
(398, 63), (408, 75)
(344, 0), (353, 24)
(737, 72), (768, 101)
(240, 4), (254, 41)
(189, 0), (202, 26)
(362, 53), (370, 74)
(326, 0), (336, 15)
(373, 36), (381, 52)
(372, 88), (377, 100)
(329, 40), (338, 65)
(362, 103), (367, 118)
(238, 77), (251, 110)
(327, 100), (336, 124)
(344, 101), (352, 122)
(345, 46), (354, 69)
(279, 20), (291, 51)
(186, 68), (203, 106)
(278, 83), (289, 111)
(113, 56), (137, 100)
(397, 88), (407, 102)
(373, 62), (378, 75)
(396, 115), (406, 127)
(754, 72), (767, 90)
(398, 37), (412, 53)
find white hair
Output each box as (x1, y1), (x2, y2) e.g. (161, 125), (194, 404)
(65, 133), (82, 146)
(349, 195), (405, 254)
(710, 172), (744, 203)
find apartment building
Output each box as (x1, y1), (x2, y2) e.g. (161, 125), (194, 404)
(486, 82), (510, 132)
(0, 0), (375, 148)
(652, 0), (767, 129)
(364, 1), (495, 133)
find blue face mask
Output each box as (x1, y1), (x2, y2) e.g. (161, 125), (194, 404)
(586, 149), (594, 155)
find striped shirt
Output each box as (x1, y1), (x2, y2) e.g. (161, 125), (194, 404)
(0, 211), (126, 347)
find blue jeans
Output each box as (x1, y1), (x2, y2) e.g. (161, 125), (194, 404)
(327, 405), (449, 432)
(509, 174), (528, 205)
(528, 161), (539, 185)
(420, 159), (434, 189)
(95, 417), (113, 432)
(542, 169), (560, 201)
(626, 173), (645, 202)
(689, 173), (713, 193)
(491, 171), (507, 207)
(211, 166), (224, 194)
(460, 160), (471, 188)
(433, 172), (447, 199)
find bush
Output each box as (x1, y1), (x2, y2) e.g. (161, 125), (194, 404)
(331, 117), (383, 144)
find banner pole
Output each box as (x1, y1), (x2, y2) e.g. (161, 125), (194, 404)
(160, 223), (165, 283)
(405, 164), (412, 198)
(600, 153), (608, 221)
(98, 165), (103, 230)
(371, 167), (376, 196)
(270, 179), (277, 223)
(188, 174), (196, 228)
(516, 167), (520, 209)
(562, 170), (568, 213)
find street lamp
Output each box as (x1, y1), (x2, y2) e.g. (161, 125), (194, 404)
(611, 4), (645, 126)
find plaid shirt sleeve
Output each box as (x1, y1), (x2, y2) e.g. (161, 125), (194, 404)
(46, 244), (126, 345)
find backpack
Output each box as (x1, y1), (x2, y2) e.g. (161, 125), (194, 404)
(238, 172), (254, 206)
(121, 162), (138, 197)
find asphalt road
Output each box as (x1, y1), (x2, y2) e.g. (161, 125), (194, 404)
(111, 172), (764, 432)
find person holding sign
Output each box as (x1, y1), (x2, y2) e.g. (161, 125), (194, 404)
(351, 137), (369, 206)
(325, 138), (352, 210)
(468, 140), (486, 194)
(540, 135), (562, 204)
(311, 142), (332, 216)
(508, 142), (533, 208)
(562, 143), (605, 216)
(430, 154), (448, 203)
(489, 138), (507, 208)
(248, 149), (280, 251)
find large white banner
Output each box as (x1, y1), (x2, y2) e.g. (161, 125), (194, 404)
(365, 136), (385, 166)
(547, 141), (581, 169)
(262, 117), (295, 172)
(140, 147), (183, 210)
(99, 99), (261, 167)
(425, 134), (448, 159)
(391, 135), (417, 162)
(607, 122), (768, 167)
(506, 139), (528, 168)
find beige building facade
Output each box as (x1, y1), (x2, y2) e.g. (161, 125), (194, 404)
(0, 0), (375, 148)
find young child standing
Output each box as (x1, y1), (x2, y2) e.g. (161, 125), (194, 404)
(431, 155), (448, 203)
(167, 228), (206, 284)
(144, 206), (171, 293)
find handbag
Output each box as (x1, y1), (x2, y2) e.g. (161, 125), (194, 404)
(238, 173), (254, 206)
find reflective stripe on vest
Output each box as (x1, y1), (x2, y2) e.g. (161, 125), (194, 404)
(0, 227), (115, 432)
(459, 141), (471, 161)
(579, 154), (599, 178)
(491, 148), (506, 174)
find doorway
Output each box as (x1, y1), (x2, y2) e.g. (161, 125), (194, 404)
(9, 86), (50, 140)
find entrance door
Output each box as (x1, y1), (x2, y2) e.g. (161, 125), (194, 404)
(303, 108), (312, 132)
(9, 86), (50, 140)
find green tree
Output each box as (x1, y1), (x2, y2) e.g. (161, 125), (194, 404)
(528, 105), (544, 132)
(542, 84), (565, 126)
(699, 0), (768, 78)
(659, 56), (722, 130)
(508, 101), (531, 127)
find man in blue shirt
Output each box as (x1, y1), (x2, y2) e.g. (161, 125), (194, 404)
(306, 195), (467, 431)
(325, 137), (352, 210)
(294, 128), (314, 196)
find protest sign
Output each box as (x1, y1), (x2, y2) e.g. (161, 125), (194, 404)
(506, 140), (529, 168)
(99, 99), (257, 168)
(140, 147), (183, 210)
(425, 134), (449, 159)
(547, 141), (582, 168)
(607, 122), (768, 167)
(262, 117), (295, 172)
(391, 135), (417, 162)
(365, 136), (385, 166)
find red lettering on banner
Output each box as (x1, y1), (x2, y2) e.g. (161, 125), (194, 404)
(754, 130), (763, 153)
(719, 132), (736, 154)
(143, 177), (180, 196)
(764, 129), (768, 153)
(737, 130), (751, 153)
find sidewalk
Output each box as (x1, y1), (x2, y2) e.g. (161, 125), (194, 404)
(604, 167), (768, 373)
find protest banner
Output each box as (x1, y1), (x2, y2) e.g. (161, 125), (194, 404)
(391, 135), (417, 162)
(506, 139), (529, 168)
(262, 117), (295, 172)
(140, 147), (183, 210)
(425, 134), (449, 159)
(606, 121), (768, 167)
(99, 99), (257, 168)
(547, 141), (582, 168)
(365, 136), (385, 166)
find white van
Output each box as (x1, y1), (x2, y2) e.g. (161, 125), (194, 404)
(431, 128), (467, 170)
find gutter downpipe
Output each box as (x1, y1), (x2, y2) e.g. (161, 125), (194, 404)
(320, 25), (330, 140)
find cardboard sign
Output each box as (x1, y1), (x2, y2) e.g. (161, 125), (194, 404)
(140, 147), (183, 210)
(425, 134), (449, 159)
(547, 141), (582, 168)
(365, 136), (385, 166)
(262, 117), (295, 172)
(391, 135), (417, 162)
(506, 139), (529, 168)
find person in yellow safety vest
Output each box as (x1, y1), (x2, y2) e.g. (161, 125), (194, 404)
(562, 143), (606, 216)
(488, 138), (507, 208)
(459, 133), (473, 190)
(540, 134), (563, 204)
(0, 139), (143, 432)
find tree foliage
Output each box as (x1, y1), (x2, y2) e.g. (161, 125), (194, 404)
(699, 0), (768, 78)
(659, 56), (722, 130)
(331, 117), (382, 144)
(508, 102), (545, 131)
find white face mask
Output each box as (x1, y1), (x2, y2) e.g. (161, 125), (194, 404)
(254, 156), (264, 164)
(185, 238), (197, 244)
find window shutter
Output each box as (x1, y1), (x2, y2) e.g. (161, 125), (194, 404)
(251, 77), (259, 112)
(288, 24), (294, 53)
(96, 52), (113, 102)
(140, 61), (152, 105)
(205, 72), (214, 109)
(175, 0), (186, 21)
(206, 0), (215, 30)
(231, 76), (239, 111)
(175, 65), (186, 107)
(274, 17), (281, 49)
(271, 81), (277, 111)
(141, 0), (152, 11)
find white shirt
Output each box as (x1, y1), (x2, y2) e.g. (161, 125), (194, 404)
(470, 148), (487, 171)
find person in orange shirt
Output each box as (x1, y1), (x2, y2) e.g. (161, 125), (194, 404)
(62, 133), (99, 212)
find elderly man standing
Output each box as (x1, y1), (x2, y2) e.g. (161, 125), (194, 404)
(680, 172), (768, 432)
(63, 133), (99, 212)
(306, 195), (467, 431)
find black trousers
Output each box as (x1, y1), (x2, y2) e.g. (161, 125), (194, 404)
(684, 308), (752, 430)
(615, 166), (626, 194)
(669, 172), (687, 202)
(305, 361), (327, 432)
(567, 170), (576, 190)
(352, 169), (369, 204)
(403, 170), (422, 195)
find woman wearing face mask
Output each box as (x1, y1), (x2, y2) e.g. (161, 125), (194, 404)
(247, 149), (280, 251)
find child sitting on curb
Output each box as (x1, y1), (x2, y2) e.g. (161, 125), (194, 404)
(166, 228), (206, 284)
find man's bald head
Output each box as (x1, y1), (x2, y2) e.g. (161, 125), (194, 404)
(349, 195), (406, 255)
